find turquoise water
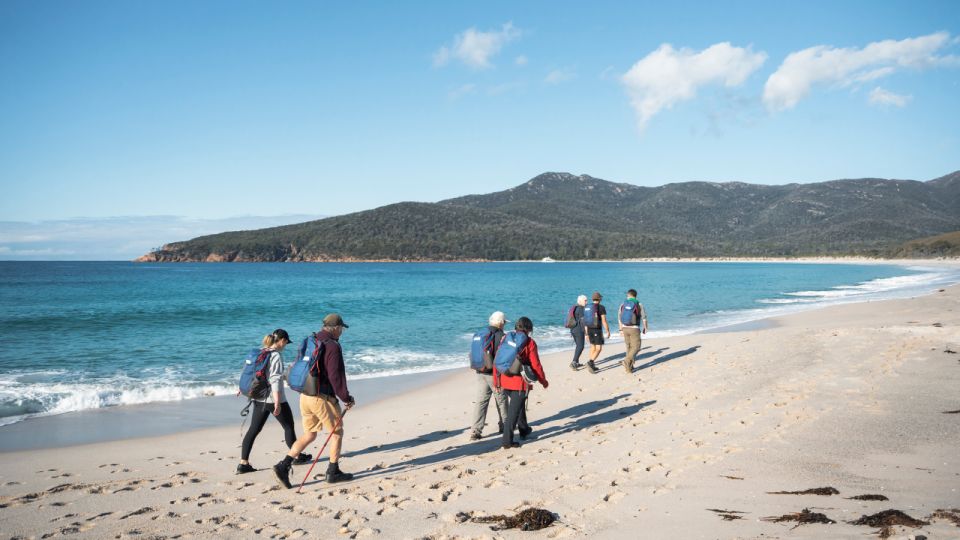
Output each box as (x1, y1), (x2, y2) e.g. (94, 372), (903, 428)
(1, 261), (957, 426)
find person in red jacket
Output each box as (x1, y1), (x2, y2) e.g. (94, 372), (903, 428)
(494, 316), (549, 449)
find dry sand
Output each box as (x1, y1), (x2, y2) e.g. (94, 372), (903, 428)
(2, 287), (959, 539)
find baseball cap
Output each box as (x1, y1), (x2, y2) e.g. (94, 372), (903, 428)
(323, 313), (349, 328)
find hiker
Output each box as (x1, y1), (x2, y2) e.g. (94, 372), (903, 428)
(618, 289), (649, 373)
(237, 329), (311, 474)
(494, 316), (549, 449)
(273, 314), (355, 488)
(567, 295), (588, 370)
(584, 291), (611, 373)
(468, 311), (509, 441)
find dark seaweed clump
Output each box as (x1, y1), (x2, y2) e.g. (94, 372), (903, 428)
(768, 486), (839, 496)
(849, 509), (929, 538)
(928, 508), (960, 526)
(471, 508), (557, 531)
(707, 508), (746, 521)
(847, 494), (890, 501)
(761, 508), (835, 527)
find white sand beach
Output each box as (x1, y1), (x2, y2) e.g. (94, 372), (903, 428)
(2, 286), (959, 539)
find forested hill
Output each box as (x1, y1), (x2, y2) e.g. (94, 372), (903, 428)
(137, 171), (960, 262)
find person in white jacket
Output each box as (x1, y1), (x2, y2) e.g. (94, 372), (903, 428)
(236, 329), (311, 474)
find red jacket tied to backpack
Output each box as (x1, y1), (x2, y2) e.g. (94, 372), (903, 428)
(495, 337), (549, 391)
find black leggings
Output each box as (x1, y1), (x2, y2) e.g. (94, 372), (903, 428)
(241, 401), (297, 461)
(502, 390), (530, 446)
(571, 329), (585, 364)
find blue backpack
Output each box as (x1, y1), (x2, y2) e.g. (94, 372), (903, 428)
(583, 303), (601, 328)
(469, 329), (497, 372)
(287, 334), (325, 394)
(620, 300), (640, 326)
(239, 348), (271, 399)
(494, 331), (528, 376)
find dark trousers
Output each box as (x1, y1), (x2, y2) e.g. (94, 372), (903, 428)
(571, 329), (585, 364)
(502, 390), (530, 446)
(241, 400), (297, 461)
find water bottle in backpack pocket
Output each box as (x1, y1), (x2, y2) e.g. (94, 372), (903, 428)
(239, 348), (271, 400)
(469, 329), (496, 372)
(494, 331), (528, 376)
(286, 335), (324, 395)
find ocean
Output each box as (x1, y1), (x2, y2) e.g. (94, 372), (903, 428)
(1, 261), (957, 427)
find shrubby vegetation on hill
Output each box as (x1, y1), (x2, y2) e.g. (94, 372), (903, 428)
(139, 171), (960, 262)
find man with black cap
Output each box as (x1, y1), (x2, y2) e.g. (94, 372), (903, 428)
(585, 291), (611, 374)
(273, 313), (355, 488)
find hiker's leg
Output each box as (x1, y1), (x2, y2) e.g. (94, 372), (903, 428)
(492, 380), (508, 431)
(502, 390), (523, 446)
(572, 330), (585, 365)
(286, 431), (317, 458)
(471, 373), (493, 435)
(275, 401), (298, 448)
(623, 328), (640, 371)
(517, 392), (530, 433)
(240, 401), (271, 463)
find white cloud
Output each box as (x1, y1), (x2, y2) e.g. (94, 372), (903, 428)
(763, 32), (957, 111)
(621, 42), (767, 132)
(544, 67), (576, 84)
(433, 22), (521, 69)
(515, 55), (528, 66)
(869, 87), (912, 107)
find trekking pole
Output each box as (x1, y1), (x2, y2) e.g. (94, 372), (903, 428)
(296, 408), (349, 494)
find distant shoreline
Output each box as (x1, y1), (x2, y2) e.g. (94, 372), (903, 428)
(127, 256), (960, 264)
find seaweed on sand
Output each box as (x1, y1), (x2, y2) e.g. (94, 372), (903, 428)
(846, 494), (889, 501)
(767, 487), (839, 496)
(761, 508), (835, 528)
(927, 508), (960, 527)
(707, 508), (747, 521)
(471, 508), (557, 531)
(848, 509), (928, 539)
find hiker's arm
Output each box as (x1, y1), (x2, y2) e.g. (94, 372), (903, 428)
(640, 304), (648, 334)
(617, 306), (623, 332)
(528, 341), (548, 388)
(269, 352), (283, 414)
(602, 314), (611, 337)
(324, 343), (354, 405)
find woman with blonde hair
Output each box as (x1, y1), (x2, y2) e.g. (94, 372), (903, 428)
(237, 329), (311, 474)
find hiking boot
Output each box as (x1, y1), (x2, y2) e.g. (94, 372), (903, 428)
(235, 463), (256, 474)
(518, 427), (533, 439)
(468, 431), (482, 441)
(501, 442), (521, 450)
(325, 463), (353, 483)
(292, 453), (313, 465)
(586, 361), (598, 374)
(623, 361), (633, 373)
(569, 362), (581, 371)
(272, 461), (292, 489)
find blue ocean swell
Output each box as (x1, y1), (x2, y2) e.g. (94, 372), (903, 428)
(0, 261), (956, 425)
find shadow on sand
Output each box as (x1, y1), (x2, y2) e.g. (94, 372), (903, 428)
(299, 394), (656, 487)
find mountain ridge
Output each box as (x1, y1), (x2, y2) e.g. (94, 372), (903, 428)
(137, 170), (960, 262)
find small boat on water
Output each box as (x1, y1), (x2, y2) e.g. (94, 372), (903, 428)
(541, 257), (555, 263)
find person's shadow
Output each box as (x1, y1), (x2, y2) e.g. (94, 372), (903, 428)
(340, 428), (467, 459)
(631, 345), (700, 373)
(597, 346), (667, 372)
(301, 394), (655, 486)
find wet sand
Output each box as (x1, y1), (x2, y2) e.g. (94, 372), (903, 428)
(1, 286), (959, 538)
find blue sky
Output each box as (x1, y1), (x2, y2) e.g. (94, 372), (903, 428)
(1, 1), (958, 258)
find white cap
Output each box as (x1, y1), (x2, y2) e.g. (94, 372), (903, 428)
(489, 311), (508, 326)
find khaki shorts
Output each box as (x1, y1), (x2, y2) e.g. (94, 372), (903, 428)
(299, 394), (343, 435)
